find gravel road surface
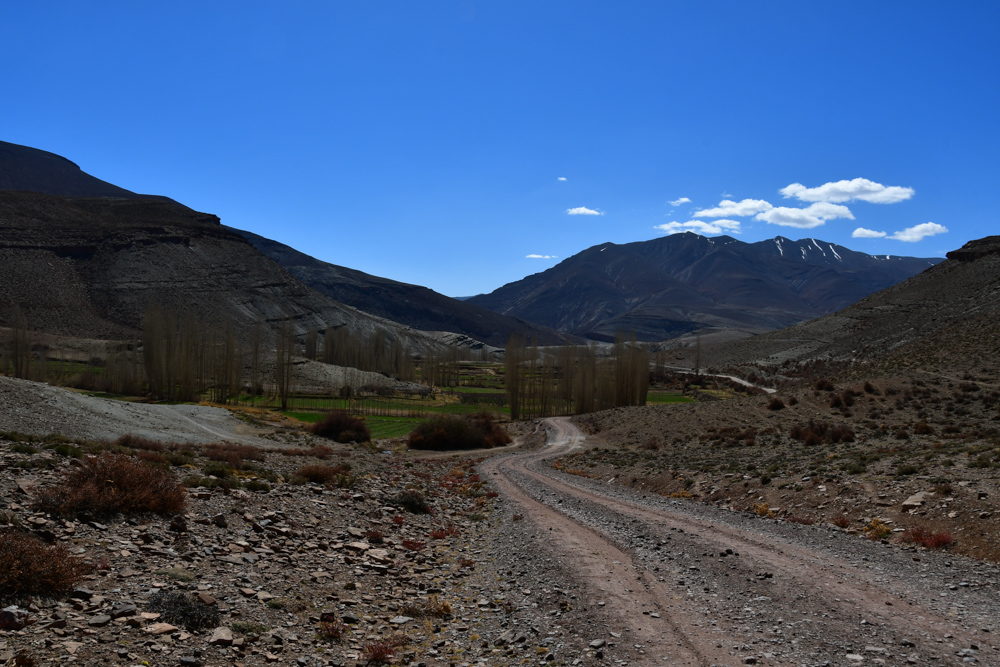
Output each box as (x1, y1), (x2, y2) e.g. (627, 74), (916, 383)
(484, 418), (1000, 666)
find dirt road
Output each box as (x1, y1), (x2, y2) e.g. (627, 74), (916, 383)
(482, 418), (1000, 666)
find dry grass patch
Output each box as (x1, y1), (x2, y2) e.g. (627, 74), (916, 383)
(34, 452), (186, 518)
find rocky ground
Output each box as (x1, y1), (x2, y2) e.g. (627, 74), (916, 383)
(559, 374), (1000, 562)
(0, 430), (615, 667)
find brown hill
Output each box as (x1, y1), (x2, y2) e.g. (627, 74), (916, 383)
(0, 190), (435, 345)
(699, 235), (1000, 377)
(233, 228), (573, 346)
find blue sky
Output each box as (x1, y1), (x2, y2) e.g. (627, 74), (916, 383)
(3, 2), (997, 296)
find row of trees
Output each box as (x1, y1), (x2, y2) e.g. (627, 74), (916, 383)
(505, 331), (650, 419)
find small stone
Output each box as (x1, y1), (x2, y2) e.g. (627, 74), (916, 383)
(209, 626), (234, 646)
(88, 614), (111, 627)
(197, 592), (217, 605)
(146, 622), (178, 634)
(389, 616), (413, 624)
(589, 639), (606, 649)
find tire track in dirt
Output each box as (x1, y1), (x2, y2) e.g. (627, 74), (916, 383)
(485, 417), (999, 666)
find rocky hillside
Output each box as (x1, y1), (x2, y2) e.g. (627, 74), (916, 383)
(234, 228), (571, 346)
(0, 190), (433, 345)
(469, 232), (940, 341)
(699, 235), (1000, 375)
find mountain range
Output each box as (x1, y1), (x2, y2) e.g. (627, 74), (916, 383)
(0, 139), (946, 349)
(468, 233), (941, 341)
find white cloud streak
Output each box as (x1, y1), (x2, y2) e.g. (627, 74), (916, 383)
(755, 202), (854, 229)
(655, 219), (741, 235)
(781, 178), (914, 204)
(526, 254), (557, 259)
(566, 206), (603, 216)
(890, 222), (948, 242)
(692, 198), (773, 218)
(852, 227), (887, 239)
(669, 197), (691, 206)
(557, 177), (567, 181)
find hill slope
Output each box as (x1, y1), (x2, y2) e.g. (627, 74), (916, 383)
(469, 233), (940, 341)
(0, 190), (447, 347)
(0, 140), (172, 201)
(233, 228), (572, 346)
(701, 235), (1000, 374)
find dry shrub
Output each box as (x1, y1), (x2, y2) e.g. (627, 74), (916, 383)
(789, 421), (854, 445)
(364, 529), (385, 544)
(901, 525), (954, 549)
(914, 422), (936, 435)
(296, 464), (352, 484)
(863, 518), (892, 541)
(310, 410), (371, 443)
(401, 539), (424, 551)
(814, 379), (835, 392)
(767, 397), (785, 411)
(113, 434), (167, 451)
(0, 531), (90, 600)
(408, 412), (511, 451)
(319, 619), (348, 642)
(204, 443), (264, 469)
(34, 452), (186, 518)
(831, 516), (850, 528)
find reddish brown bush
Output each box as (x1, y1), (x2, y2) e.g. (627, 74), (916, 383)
(767, 397), (785, 411)
(831, 516), (850, 528)
(914, 422), (935, 435)
(318, 619), (348, 642)
(272, 444), (334, 459)
(204, 443), (264, 469)
(364, 529), (385, 544)
(901, 525), (953, 549)
(401, 539), (425, 551)
(790, 421), (854, 445)
(295, 464), (352, 484)
(310, 410), (371, 443)
(0, 531), (90, 600)
(34, 452), (186, 518)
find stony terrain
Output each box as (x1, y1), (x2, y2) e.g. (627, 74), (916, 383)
(0, 430), (622, 667)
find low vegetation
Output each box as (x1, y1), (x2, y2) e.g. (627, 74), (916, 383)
(407, 412), (511, 451)
(310, 410), (371, 443)
(34, 452), (186, 518)
(0, 531), (90, 600)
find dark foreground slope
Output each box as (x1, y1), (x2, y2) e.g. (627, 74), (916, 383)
(234, 228), (571, 346)
(0, 191), (423, 342)
(701, 235), (1000, 374)
(469, 233), (940, 341)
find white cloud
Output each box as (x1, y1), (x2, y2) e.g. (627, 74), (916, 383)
(781, 178), (914, 204)
(669, 197), (691, 206)
(655, 219), (741, 236)
(566, 206), (603, 216)
(557, 177), (567, 181)
(890, 222), (948, 242)
(754, 202), (854, 229)
(692, 198), (773, 218)
(526, 254), (557, 259)
(852, 227), (888, 239)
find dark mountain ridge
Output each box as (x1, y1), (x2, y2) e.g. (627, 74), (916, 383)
(469, 232), (941, 341)
(233, 228), (572, 346)
(0, 140), (174, 202)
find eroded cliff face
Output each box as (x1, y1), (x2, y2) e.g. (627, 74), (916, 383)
(946, 235), (1000, 262)
(0, 191), (412, 343)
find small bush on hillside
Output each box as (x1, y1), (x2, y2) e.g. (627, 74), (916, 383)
(113, 434), (167, 452)
(767, 397), (785, 411)
(147, 590), (219, 630)
(34, 452), (186, 518)
(0, 532), (90, 601)
(310, 410), (371, 443)
(900, 525), (953, 549)
(391, 490), (431, 514)
(789, 421), (854, 445)
(296, 464), (352, 484)
(407, 412), (511, 451)
(204, 443), (264, 469)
